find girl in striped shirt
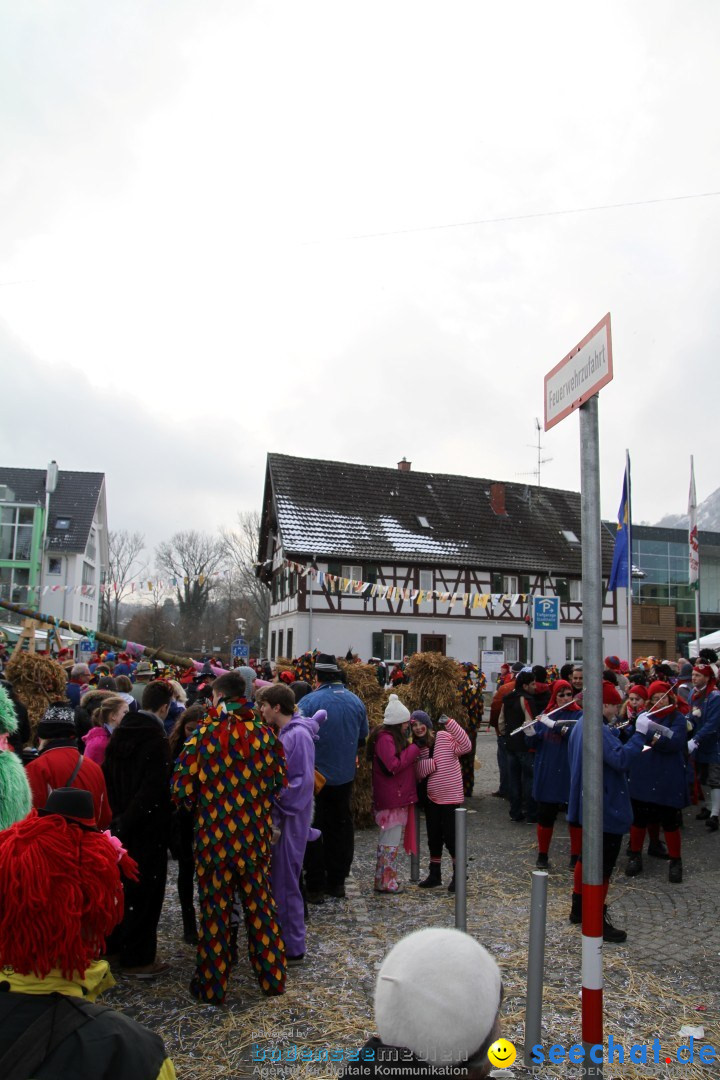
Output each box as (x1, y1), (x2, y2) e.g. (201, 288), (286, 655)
(412, 712), (472, 893)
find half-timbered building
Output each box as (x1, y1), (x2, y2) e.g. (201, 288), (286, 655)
(258, 453), (627, 669)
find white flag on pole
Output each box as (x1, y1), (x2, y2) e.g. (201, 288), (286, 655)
(689, 457), (699, 590)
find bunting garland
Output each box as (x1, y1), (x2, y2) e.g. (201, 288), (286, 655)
(282, 559), (534, 612)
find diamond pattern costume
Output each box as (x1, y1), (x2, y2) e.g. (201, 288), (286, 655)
(172, 698), (287, 1003)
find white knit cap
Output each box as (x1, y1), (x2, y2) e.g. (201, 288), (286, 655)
(383, 693), (410, 726)
(374, 928), (502, 1063)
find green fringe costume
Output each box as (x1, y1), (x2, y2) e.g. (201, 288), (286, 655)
(0, 684), (31, 832)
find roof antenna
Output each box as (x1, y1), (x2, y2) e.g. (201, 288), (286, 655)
(516, 419), (552, 486)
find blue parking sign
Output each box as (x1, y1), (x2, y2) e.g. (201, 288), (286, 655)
(231, 637), (250, 660)
(533, 596), (559, 631)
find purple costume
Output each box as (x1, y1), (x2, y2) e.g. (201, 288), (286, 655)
(271, 711), (321, 957)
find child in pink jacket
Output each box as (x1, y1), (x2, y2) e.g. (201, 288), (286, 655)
(367, 694), (421, 894)
(412, 711), (471, 893)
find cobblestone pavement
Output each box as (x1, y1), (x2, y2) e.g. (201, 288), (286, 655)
(106, 731), (720, 1079)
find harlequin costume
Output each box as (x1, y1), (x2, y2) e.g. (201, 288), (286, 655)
(172, 696), (288, 1003)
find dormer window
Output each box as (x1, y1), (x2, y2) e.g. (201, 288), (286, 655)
(55, 518), (71, 530)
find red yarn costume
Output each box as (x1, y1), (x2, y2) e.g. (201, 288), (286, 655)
(0, 811), (124, 979)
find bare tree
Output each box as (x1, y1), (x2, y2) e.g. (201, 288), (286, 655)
(101, 530), (147, 634)
(222, 511), (270, 649)
(155, 531), (227, 648)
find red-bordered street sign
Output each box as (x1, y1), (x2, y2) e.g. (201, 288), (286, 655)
(544, 313), (613, 431)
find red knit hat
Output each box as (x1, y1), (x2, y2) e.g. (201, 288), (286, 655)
(604, 655), (621, 671)
(647, 680), (672, 700)
(627, 684), (648, 700)
(602, 683), (623, 705)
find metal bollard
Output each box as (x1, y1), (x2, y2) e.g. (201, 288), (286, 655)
(410, 804), (420, 882)
(454, 807), (467, 931)
(524, 869), (548, 1066)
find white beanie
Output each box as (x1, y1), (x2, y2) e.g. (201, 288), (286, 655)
(374, 928), (502, 1063)
(383, 693), (410, 726)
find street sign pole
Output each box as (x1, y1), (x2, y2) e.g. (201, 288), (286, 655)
(544, 314), (612, 1079)
(580, 395), (604, 1078)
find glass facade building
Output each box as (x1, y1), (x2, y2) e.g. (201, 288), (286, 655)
(632, 525), (720, 649)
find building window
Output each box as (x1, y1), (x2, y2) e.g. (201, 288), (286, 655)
(502, 635), (521, 663)
(383, 632), (405, 662)
(270, 631), (276, 661)
(419, 570), (433, 591)
(54, 518), (71, 530)
(566, 638), (583, 662)
(568, 579), (582, 602)
(278, 630), (284, 658)
(502, 575), (519, 594)
(341, 564), (363, 582)
(287, 628), (293, 659)
(48, 557), (62, 575)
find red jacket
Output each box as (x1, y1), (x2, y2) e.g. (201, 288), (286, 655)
(27, 742), (112, 829)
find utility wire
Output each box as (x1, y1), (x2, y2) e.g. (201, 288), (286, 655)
(332, 188), (720, 243)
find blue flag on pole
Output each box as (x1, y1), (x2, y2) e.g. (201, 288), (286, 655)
(608, 468), (630, 591)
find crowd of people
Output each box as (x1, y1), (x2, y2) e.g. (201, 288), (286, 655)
(0, 639), (717, 1076)
(487, 650), (720, 942)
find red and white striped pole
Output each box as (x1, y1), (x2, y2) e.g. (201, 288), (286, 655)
(579, 395), (604, 1078)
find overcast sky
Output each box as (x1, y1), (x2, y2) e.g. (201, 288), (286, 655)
(1, 1), (718, 560)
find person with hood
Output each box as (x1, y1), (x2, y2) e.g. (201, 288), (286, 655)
(366, 695), (421, 895)
(258, 683), (323, 965)
(26, 703), (112, 831)
(102, 680), (173, 977)
(172, 670), (287, 1004)
(524, 679), (579, 869)
(687, 661), (720, 831)
(625, 681), (688, 883)
(567, 683), (646, 942)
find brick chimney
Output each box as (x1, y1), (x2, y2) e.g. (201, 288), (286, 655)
(397, 458), (412, 472)
(490, 482), (507, 516)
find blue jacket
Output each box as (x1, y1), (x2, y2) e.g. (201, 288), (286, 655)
(628, 709), (688, 809)
(689, 687), (720, 764)
(299, 683), (369, 785)
(567, 716), (645, 834)
(526, 708), (575, 804)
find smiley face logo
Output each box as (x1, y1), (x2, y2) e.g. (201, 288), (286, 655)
(487, 1039), (517, 1068)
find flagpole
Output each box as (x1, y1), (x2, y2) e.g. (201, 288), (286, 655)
(626, 449), (632, 664)
(690, 455), (701, 654)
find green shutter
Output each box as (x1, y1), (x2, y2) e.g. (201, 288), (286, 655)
(491, 572), (503, 593)
(520, 575), (531, 594)
(556, 578), (569, 602)
(519, 637), (527, 662)
(365, 566), (378, 584)
(327, 561), (342, 576)
(405, 633), (418, 657)
(492, 636), (503, 651)
(372, 632), (384, 659)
